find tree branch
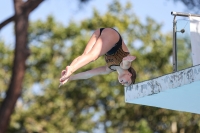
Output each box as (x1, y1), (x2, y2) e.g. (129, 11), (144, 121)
(0, 0), (44, 31)
(0, 16), (15, 30)
(22, 0), (44, 14)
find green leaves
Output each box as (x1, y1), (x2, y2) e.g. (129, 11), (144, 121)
(0, 41), (13, 100)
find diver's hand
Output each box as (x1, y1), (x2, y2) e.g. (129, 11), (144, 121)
(59, 78), (69, 88)
(59, 70), (69, 87)
(120, 55), (136, 70)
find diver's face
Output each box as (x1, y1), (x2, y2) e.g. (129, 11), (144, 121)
(118, 72), (132, 87)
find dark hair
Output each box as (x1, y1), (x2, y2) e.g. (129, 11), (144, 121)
(128, 66), (137, 84)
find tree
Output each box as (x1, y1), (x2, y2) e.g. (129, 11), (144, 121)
(0, 0), (91, 132)
(0, 1), (44, 132)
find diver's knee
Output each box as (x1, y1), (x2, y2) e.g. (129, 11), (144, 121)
(92, 55), (98, 61)
(90, 53), (99, 61)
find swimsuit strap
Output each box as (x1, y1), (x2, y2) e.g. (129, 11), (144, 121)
(100, 28), (105, 35)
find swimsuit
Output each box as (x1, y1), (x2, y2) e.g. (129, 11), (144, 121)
(100, 28), (130, 71)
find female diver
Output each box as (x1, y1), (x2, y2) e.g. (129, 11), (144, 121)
(59, 28), (136, 87)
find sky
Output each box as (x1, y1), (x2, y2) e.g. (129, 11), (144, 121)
(0, 0), (188, 44)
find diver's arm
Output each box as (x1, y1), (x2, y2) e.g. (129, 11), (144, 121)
(68, 66), (113, 81)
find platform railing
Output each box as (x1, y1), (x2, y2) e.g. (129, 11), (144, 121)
(171, 11), (200, 72)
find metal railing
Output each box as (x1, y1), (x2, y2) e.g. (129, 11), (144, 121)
(171, 11), (200, 72)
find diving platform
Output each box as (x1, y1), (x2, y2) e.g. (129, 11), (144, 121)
(125, 11), (200, 114)
(125, 64), (200, 114)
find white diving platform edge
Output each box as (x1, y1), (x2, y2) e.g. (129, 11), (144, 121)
(125, 64), (200, 114)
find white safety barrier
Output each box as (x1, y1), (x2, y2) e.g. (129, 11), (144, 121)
(190, 16), (200, 66)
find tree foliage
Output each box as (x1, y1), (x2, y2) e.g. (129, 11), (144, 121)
(1, 0), (200, 133)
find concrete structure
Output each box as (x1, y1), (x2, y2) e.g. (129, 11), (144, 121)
(125, 64), (200, 114)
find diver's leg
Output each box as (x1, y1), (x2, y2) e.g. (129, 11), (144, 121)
(69, 29), (101, 67)
(60, 28), (119, 81)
